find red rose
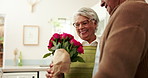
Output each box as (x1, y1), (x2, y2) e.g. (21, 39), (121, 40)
(76, 41), (82, 46)
(77, 46), (84, 54)
(61, 33), (69, 39)
(67, 34), (74, 40)
(70, 39), (77, 46)
(50, 37), (54, 41)
(70, 39), (80, 46)
(52, 33), (60, 39)
(48, 41), (53, 49)
(61, 33), (74, 40)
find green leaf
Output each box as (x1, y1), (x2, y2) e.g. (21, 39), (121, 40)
(63, 41), (69, 48)
(71, 57), (78, 62)
(72, 48), (77, 54)
(66, 46), (70, 53)
(52, 41), (57, 46)
(69, 44), (73, 50)
(72, 52), (78, 57)
(71, 56), (85, 62)
(48, 48), (54, 51)
(77, 56), (85, 62)
(51, 46), (56, 50)
(70, 50), (74, 57)
(43, 53), (52, 58)
(56, 42), (61, 49)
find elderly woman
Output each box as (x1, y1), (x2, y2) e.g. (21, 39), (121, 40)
(46, 7), (100, 78)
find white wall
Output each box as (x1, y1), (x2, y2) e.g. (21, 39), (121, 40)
(0, 0), (99, 66)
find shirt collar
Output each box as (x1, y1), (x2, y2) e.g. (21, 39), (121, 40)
(79, 36), (100, 46)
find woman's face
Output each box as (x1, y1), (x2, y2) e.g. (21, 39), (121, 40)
(73, 15), (97, 41)
(101, 0), (120, 14)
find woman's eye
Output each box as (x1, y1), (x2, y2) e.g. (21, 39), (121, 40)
(82, 21), (88, 25)
(75, 23), (80, 26)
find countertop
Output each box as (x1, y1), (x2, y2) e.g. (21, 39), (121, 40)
(1, 65), (49, 72)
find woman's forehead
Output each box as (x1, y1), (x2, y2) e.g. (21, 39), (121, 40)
(74, 16), (89, 21)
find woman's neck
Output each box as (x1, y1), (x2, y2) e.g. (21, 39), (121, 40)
(87, 35), (96, 44)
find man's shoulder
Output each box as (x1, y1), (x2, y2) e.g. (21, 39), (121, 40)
(119, 1), (148, 11)
(112, 1), (148, 21)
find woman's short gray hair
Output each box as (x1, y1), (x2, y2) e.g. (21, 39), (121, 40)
(73, 7), (99, 26)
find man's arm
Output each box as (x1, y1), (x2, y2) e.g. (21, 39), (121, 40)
(94, 1), (146, 78)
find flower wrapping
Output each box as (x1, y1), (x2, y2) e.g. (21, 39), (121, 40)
(52, 49), (70, 78)
(43, 33), (85, 78)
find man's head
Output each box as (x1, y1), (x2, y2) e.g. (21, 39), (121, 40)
(73, 7), (99, 43)
(101, 0), (126, 14)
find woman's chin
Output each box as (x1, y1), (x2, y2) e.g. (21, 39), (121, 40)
(80, 36), (88, 40)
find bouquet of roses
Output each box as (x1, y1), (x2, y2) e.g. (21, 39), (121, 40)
(43, 33), (85, 78)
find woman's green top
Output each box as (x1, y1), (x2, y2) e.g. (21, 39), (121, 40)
(65, 46), (97, 78)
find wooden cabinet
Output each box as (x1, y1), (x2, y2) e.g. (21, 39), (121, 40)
(2, 66), (49, 78)
(39, 71), (47, 78)
(2, 72), (38, 78)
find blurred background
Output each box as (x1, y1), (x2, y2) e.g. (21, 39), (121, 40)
(0, 0), (147, 67)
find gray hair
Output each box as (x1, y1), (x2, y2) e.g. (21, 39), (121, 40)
(73, 7), (99, 26)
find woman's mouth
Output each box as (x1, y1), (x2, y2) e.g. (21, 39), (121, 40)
(80, 30), (87, 34)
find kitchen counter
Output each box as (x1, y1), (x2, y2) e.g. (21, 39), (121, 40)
(1, 66), (49, 78)
(2, 66), (49, 72)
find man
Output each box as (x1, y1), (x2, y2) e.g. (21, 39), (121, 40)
(94, 0), (148, 78)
